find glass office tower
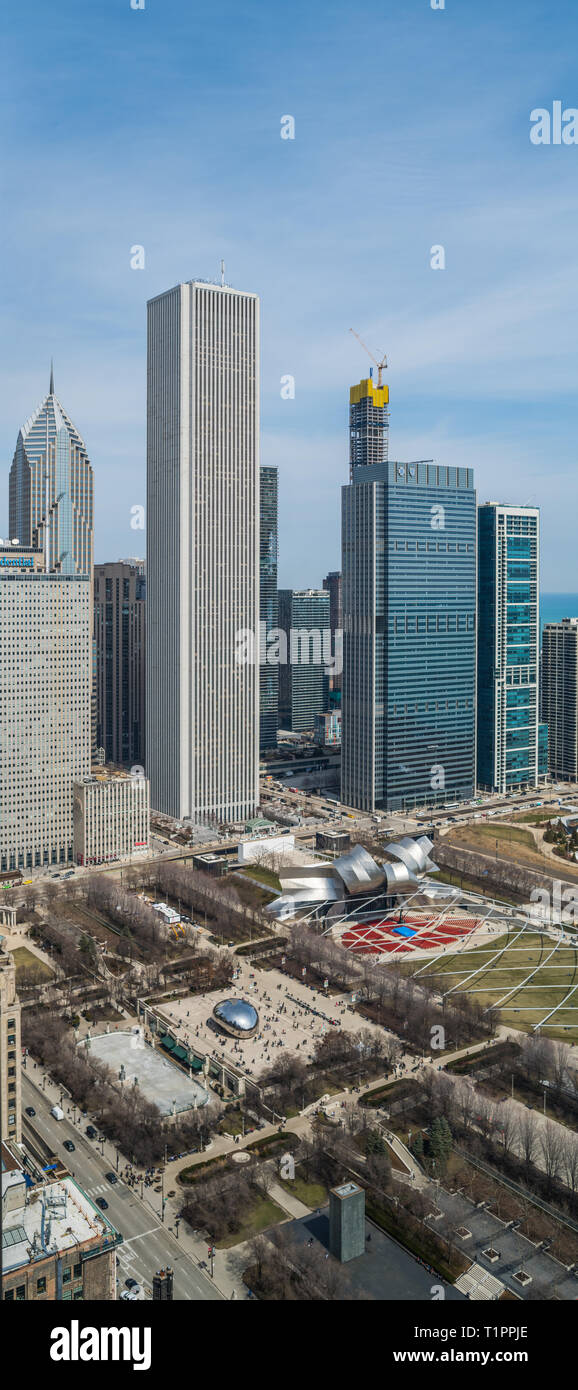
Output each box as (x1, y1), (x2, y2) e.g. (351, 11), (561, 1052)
(9, 368), (93, 578)
(342, 455), (477, 812)
(259, 467), (279, 750)
(278, 588), (331, 732)
(477, 503), (540, 794)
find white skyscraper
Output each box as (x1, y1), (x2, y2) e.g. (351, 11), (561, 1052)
(0, 566), (91, 870)
(146, 278), (260, 823)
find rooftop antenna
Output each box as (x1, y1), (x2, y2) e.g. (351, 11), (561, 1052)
(49, 360), (54, 395)
(220, 259), (225, 287)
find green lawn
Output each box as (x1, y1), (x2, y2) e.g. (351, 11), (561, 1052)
(11, 946), (54, 981)
(238, 865), (282, 891)
(411, 929), (578, 1040)
(217, 1195), (286, 1248)
(279, 1177), (327, 1208)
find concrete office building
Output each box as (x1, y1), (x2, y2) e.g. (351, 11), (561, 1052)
(73, 772), (150, 865)
(0, 569), (91, 870)
(342, 385), (477, 812)
(0, 951), (22, 1145)
(9, 368), (93, 578)
(260, 467), (279, 750)
(94, 560), (146, 767)
(477, 504), (541, 795)
(146, 279), (260, 823)
(278, 588), (331, 732)
(541, 617), (578, 781)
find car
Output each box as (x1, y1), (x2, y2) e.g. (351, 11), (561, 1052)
(96, 1197), (109, 1210)
(25, 1106), (36, 1117)
(126, 1277), (139, 1289)
(120, 1290), (137, 1301)
(63, 1140), (76, 1153)
(86, 1124), (98, 1139)
(105, 1171), (118, 1184)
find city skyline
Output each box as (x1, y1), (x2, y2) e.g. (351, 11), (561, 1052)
(3, 1), (578, 589)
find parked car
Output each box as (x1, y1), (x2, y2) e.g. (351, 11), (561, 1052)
(63, 1140), (76, 1153)
(25, 1106), (36, 1118)
(105, 1171), (118, 1184)
(126, 1278), (139, 1290)
(96, 1197), (109, 1210)
(86, 1124), (98, 1139)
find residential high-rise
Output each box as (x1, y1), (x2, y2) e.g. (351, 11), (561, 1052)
(146, 279), (259, 823)
(0, 568), (91, 870)
(278, 588), (331, 732)
(259, 467), (278, 751)
(342, 383), (476, 811)
(349, 376), (389, 477)
(477, 503), (540, 795)
(541, 617), (578, 781)
(9, 368), (93, 577)
(94, 560), (146, 767)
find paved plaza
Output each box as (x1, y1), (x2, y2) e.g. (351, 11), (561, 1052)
(87, 1029), (209, 1114)
(288, 1210), (466, 1301)
(156, 959), (389, 1081)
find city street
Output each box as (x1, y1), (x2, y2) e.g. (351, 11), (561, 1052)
(21, 1071), (223, 1302)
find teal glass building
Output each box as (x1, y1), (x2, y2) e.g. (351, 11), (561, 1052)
(477, 503), (541, 794)
(342, 457), (477, 812)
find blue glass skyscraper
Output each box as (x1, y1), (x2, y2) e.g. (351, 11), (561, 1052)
(342, 380), (476, 812)
(477, 503), (540, 794)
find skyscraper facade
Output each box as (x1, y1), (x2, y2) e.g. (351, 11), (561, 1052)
(342, 453), (477, 812)
(323, 570), (342, 693)
(259, 467), (278, 750)
(9, 370), (93, 577)
(0, 569), (91, 869)
(94, 560), (146, 767)
(477, 503), (540, 795)
(541, 616), (578, 781)
(146, 279), (260, 822)
(278, 588), (331, 732)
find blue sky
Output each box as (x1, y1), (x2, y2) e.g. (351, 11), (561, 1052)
(2, 0), (578, 587)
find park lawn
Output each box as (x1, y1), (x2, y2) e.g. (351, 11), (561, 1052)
(413, 929), (578, 1036)
(219, 1110), (246, 1136)
(279, 1177), (327, 1209)
(237, 865), (282, 891)
(217, 1195), (286, 1248)
(11, 946), (54, 980)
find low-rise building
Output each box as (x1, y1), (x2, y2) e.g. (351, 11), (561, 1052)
(73, 771), (150, 865)
(2, 1167), (121, 1302)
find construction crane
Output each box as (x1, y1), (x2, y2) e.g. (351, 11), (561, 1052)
(349, 328), (388, 387)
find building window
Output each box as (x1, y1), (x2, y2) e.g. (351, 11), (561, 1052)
(73, 1263), (81, 1279)
(4, 1290), (14, 1301)
(36, 1277), (47, 1294)
(16, 1285), (26, 1301)
(62, 1268), (71, 1284)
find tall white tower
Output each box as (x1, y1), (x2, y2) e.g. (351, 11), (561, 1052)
(146, 279), (260, 823)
